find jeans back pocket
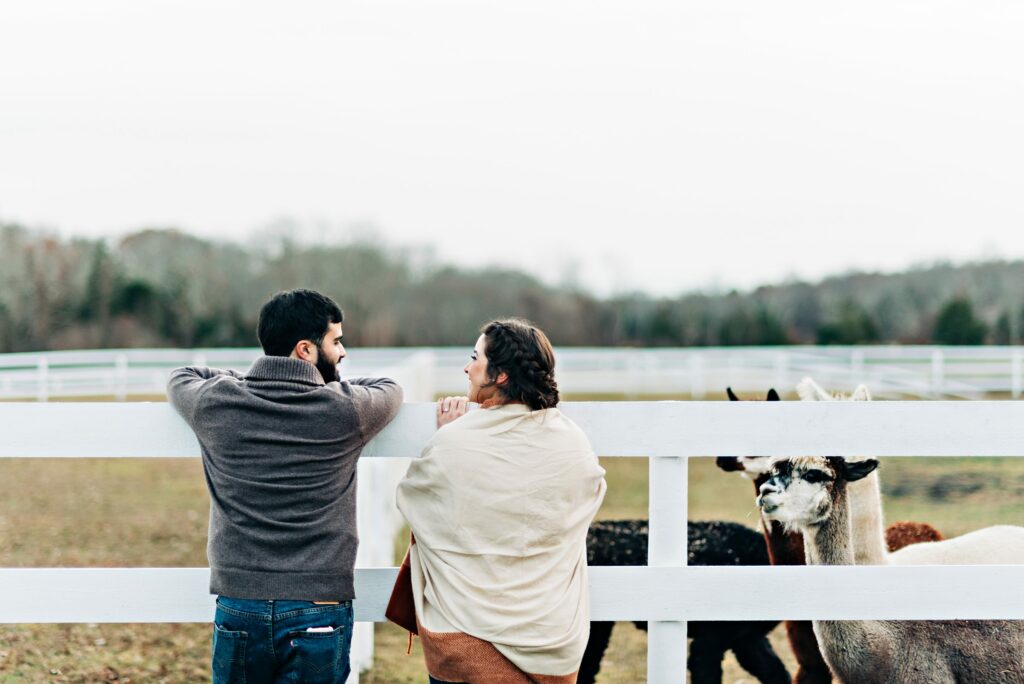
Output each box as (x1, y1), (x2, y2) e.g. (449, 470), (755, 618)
(212, 624), (248, 684)
(287, 626), (344, 683)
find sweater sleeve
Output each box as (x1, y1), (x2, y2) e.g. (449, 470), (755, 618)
(345, 377), (404, 445)
(166, 366), (244, 424)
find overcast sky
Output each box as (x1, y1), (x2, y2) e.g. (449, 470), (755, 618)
(1, 1), (1022, 296)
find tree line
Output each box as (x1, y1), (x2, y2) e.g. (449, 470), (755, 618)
(0, 223), (1020, 353)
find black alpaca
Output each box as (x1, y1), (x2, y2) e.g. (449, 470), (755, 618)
(581, 520), (789, 684)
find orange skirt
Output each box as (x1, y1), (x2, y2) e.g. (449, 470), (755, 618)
(418, 623), (578, 684)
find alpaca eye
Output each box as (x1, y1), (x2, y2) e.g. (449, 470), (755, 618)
(803, 470), (827, 483)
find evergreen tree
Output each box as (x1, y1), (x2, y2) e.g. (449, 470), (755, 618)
(718, 304), (788, 346)
(993, 304), (1024, 345)
(933, 296), (987, 345)
(79, 243), (116, 327)
(817, 300), (880, 345)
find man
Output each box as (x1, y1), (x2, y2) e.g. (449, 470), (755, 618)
(167, 289), (403, 684)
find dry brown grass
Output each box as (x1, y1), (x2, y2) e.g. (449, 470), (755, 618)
(2, 441), (1023, 681)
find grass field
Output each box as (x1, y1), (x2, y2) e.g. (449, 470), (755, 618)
(3, 429), (1024, 680)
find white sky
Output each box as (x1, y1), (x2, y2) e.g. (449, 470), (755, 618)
(1, 1), (1022, 296)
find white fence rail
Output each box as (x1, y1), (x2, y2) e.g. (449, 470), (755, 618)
(3, 401), (1024, 682)
(6, 345), (1024, 401)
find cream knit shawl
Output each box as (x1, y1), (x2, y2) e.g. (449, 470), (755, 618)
(396, 403), (607, 676)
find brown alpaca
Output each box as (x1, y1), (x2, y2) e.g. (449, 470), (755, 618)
(720, 388), (944, 684)
(885, 520), (943, 550)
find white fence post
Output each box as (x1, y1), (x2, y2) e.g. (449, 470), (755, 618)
(350, 352), (437, 683)
(773, 351), (789, 390)
(114, 354), (128, 402)
(626, 354), (641, 400)
(688, 353), (705, 399)
(647, 455), (688, 682)
(36, 357), (48, 402)
(1012, 350), (1023, 400)
(851, 349), (865, 385)
(931, 349), (945, 398)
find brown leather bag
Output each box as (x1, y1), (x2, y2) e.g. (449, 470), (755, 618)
(385, 542), (418, 637)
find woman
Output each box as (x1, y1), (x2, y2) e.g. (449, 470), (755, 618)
(396, 319), (607, 684)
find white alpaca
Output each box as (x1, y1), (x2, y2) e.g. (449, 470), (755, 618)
(757, 456), (1024, 683)
(794, 377), (1024, 565)
(795, 377), (889, 564)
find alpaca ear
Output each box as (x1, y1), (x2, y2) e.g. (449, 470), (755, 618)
(796, 377), (831, 401)
(766, 389), (780, 401)
(840, 458), (879, 482)
(740, 456), (774, 475)
(851, 385), (872, 401)
(716, 456), (744, 472)
(726, 387), (740, 401)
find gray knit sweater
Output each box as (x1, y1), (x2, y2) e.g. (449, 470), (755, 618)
(167, 356), (403, 601)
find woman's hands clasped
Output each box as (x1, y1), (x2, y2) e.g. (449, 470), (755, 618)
(437, 395), (469, 428)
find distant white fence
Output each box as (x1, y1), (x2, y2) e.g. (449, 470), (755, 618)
(5, 345), (1024, 401)
(3, 401), (1024, 683)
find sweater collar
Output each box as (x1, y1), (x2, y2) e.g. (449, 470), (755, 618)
(246, 356), (325, 386)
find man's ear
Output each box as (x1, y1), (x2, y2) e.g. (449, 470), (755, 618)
(292, 340), (317, 362)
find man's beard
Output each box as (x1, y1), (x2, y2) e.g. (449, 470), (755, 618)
(315, 345), (340, 383)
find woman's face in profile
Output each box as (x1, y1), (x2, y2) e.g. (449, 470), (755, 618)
(464, 334), (492, 403)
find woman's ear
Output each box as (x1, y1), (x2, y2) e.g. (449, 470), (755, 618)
(495, 371), (510, 386)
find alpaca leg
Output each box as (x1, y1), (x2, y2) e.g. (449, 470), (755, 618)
(793, 663), (834, 684)
(732, 634), (790, 684)
(785, 620), (833, 684)
(688, 636), (727, 684)
(576, 621), (615, 684)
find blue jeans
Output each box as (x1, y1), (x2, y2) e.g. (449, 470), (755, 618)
(212, 596), (354, 684)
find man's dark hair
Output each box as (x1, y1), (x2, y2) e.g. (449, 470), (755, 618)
(257, 289), (344, 356)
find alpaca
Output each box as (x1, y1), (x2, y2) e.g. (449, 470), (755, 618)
(794, 378), (927, 564)
(580, 519), (789, 684)
(757, 457), (1024, 683)
(719, 387), (943, 684)
(721, 388), (833, 684)
(884, 520), (943, 550)
(724, 384), (943, 556)
(791, 377), (1024, 566)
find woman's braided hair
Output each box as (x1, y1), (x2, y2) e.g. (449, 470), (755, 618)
(481, 318), (560, 410)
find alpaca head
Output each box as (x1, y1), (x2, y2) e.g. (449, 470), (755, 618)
(796, 377), (872, 403)
(757, 456), (879, 531)
(716, 455), (776, 478)
(725, 387), (780, 403)
(717, 387), (780, 478)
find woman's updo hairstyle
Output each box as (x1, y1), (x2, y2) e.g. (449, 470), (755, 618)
(481, 318), (560, 410)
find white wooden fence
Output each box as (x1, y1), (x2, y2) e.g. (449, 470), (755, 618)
(7, 345), (1024, 401)
(3, 401), (1024, 681)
